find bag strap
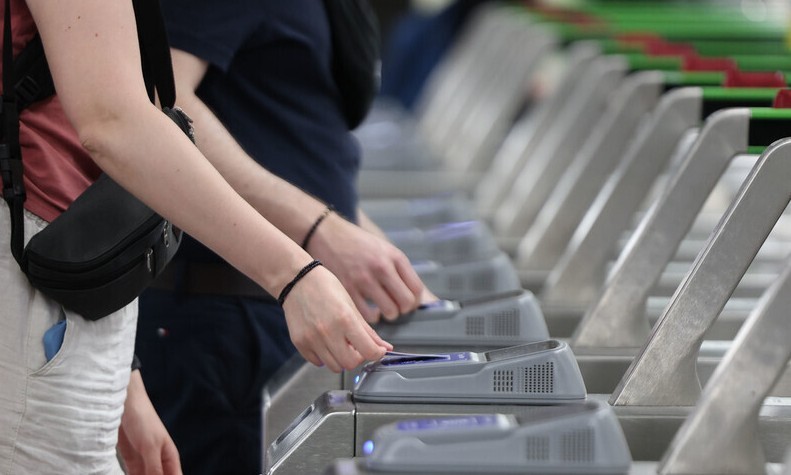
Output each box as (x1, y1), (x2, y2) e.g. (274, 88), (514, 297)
(132, 0), (177, 108)
(0, 0), (178, 265)
(1, 0), (25, 263)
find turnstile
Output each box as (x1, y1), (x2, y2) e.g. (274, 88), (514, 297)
(415, 251), (521, 300)
(324, 399), (631, 474)
(263, 290), (548, 456)
(265, 341), (587, 475)
(386, 220), (499, 264)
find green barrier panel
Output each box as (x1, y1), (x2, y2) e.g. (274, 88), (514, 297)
(748, 108), (791, 153)
(662, 71), (791, 87)
(702, 88), (781, 101)
(599, 39), (788, 57)
(734, 55), (791, 71)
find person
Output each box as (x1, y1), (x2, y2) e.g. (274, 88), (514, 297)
(381, 0), (494, 111)
(0, 0), (410, 472)
(133, 1), (436, 473)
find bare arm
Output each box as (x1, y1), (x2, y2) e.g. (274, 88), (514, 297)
(25, 0), (389, 370)
(168, 49), (427, 321)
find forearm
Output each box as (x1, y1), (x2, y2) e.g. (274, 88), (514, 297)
(80, 102), (311, 296)
(176, 89), (328, 244)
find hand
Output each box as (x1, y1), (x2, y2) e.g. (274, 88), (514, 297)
(307, 213), (424, 323)
(118, 370), (182, 475)
(281, 264), (393, 372)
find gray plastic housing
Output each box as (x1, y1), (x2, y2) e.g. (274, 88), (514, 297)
(359, 399), (631, 474)
(415, 251), (522, 300)
(376, 290), (548, 346)
(354, 341), (586, 404)
(361, 196), (475, 230)
(386, 220), (500, 264)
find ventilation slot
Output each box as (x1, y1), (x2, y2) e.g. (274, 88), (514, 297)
(524, 362), (554, 394)
(465, 316), (486, 336)
(471, 270), (495, 291)
(524, 436), (550, 461)
(492, 370), (514, 392)
(490, 309), (519, 336)
(561, 428), (594, 462)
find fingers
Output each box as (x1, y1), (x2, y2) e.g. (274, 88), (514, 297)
(357, 254), (424, 321)
(350, 290), (381, 324)
(161, 440), (183, 475)
(142, 449), (166, 475)
(394, 255), (426, 302)
(364, 323), (393, 351)
(344, 322), (388, 362)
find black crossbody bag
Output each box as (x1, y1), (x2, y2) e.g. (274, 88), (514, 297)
(323, 0), (381, 130)
(0, 0), (194, 320)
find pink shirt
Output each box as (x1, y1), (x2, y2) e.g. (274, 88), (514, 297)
(1, 0), (100, 223)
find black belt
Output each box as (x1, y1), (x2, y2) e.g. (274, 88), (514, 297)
(150, 261), (277, 303)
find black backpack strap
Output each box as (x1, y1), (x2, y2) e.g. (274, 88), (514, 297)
(132, 0), (176, 108)
(1, 0), (179, 267)
(12, 34), (54, 111)
(1, 0), (26, 265)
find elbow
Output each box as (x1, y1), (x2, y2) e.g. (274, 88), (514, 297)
(74, 105), (132, 168)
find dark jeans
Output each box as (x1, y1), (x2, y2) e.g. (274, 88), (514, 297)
(136, 289), (296, 475)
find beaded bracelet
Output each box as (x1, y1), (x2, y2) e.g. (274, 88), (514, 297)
(301, 205), (335, 250)
(277, 259), (323, 306)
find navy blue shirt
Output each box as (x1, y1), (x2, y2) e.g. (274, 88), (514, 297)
(162, 0), (361, 262)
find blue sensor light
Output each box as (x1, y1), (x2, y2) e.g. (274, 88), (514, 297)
(363, 440), (375, 455)
(354, 375), (361, 385)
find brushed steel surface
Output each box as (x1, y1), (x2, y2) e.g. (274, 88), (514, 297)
(271, 391), (791, 474)
(494, 55), (628, 238)
(475, 41), (602, 218)
(571, 108), (750, 348)
(611, 138), (791, 406)
(540, 88), (703, 310)
(659, 258), (791, 474)
(265, 391), (355, 475)
(263, 355), (342, 455)
(516, 71), (664, 275)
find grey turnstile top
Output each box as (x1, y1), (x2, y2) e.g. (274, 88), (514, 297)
(416, 251), (521, 301)
(386, 220), (500, 264)
(354, 341), (586, 404)
(375, 290), (548, 346)
(354, 399), (630, 474)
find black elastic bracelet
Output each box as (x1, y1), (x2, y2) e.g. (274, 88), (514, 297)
(278, 259), (323, 306)
(301, 205), (335, 250)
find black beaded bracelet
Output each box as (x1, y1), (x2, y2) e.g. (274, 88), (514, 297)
(301, 205), (335, 250)
(277, 259), (323, 306)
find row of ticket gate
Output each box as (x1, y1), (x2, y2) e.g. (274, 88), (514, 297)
(261, 2), (791, 474)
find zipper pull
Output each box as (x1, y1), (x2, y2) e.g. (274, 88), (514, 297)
(145, 248), (154, 273)
(163, 221), (170, 248)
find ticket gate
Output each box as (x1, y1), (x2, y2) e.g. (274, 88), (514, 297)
(386, 220), (499, 264)
(265, 341), (587, 475)
(415, 251), (521, 300)
(361, 196), (475, 231)
(324, 399), (631, 475)
(262, 290), (548, 455)
(538, 87), (782, 337)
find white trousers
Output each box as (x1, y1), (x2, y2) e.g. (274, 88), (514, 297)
(0, 205), (136, 474)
